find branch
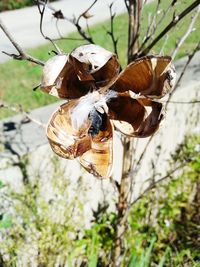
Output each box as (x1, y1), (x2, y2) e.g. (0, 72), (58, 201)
(171, 5), (200, 59)
(0, 102), (45, 128)
(159, 34), (169, 55)
(167, 41), (200, 105)
(72, 0), (98, 44)
(36, 0), (61, 54)
(140, 0), (200, 56)
(140, 0), (177, 51)
(107, 3), (119, 57)
(140, 0), (162, 51)
(127, 0), (143, 62)
(111, 137), (134, 267)
(36, 0), (98, 44)
(0, 18), (44, 66)
(77, 0), (97, 25)
(131, 161), (190, 205)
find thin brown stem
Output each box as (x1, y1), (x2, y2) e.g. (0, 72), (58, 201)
(107, 3), (119, 57)
(111, 137), (134, 267)
(167, 41), (200, 106)
(171, 5), (200, 59)
(0, 102), (45, 128)
(127, 0), (143, 62)
(141, 0), (161, 51)
(37, 0), (61, 54)
(131, 161), (190, 205)
(140, 0), (200, 56)
(77, 0), (98, 25)
(0, 18), (44, 66)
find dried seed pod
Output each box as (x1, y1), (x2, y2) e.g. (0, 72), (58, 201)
(79, 118), (113, 178)
(46, 100), (92, 159)
(41, 54), (69, 98)
(111, 97), (164, 137)
(42, 44), (176, 179)
(107, 93), (145, 130)
(71, 44), (120, 88)
(41, 44), (120, 100)
(46, 92), (113, 178)
(112, 55), (176, 99)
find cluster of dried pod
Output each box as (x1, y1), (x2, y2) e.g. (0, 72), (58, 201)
(40, 44), (176, 178)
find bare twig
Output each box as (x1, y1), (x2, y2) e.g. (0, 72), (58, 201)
(0, 18), (44, 66)
(77, 0), (97, 25)
(162, 100), (200, 104)
(140, 0), (200, 56)
(159, 34), (169, 55)
(72, 0), (98, 44)
(124, 0), (129, 11)
(167, 41), (200, 105)
(53, 19), (84, 41)
(0, 102), (45, 128)
(140, 0), (177, 51)
(36, 0), (61, 54)
(111, 137), (134, 267)
(171, 5), (200, 59)
(107, 3), (119, 57)
(36, 0), (96, 43)
(127, 0), (143, 62)
(131, 161), (190, 205)
(141, 0), (161, 51)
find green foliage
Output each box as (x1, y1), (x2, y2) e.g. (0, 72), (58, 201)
(125, 135), (200, 267)
(0, 135), (200, 266)
(0, 158), (86, 266)
(0, 0), (57, 12)
(0, 180), (5, 189)
(0, 214), (12, 229)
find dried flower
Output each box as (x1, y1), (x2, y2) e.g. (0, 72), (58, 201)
(41, 44), (176, 178)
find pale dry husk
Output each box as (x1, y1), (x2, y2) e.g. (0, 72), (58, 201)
(46, 92), (113, 178)
(41, 44), (120, 99)
(43, 45), (176, 178)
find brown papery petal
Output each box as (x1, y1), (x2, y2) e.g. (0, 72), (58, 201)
(114, 100), (164, 137)
(46, 100), (92, 159)
(92, 56), (120, 88)
(107, 94), (145, 132)
(112, 55), (176, 98)
(71, 44), (120, 88)
(71, 44), (115, 73)
(41, 54), (93, 99)
(56, 58), (95, 99)
(79, 117), (113, 178)
(41, 54), (68, 98)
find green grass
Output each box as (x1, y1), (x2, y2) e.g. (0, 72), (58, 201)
(0, 0), (57, 12)
(0, 0), (199, 119)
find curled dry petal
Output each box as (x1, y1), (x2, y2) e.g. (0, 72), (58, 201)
(107, 92), (164, 137)
(71, 44), (115, 74)
(112, 55), (176, 98)
(79, 117), (113, 178)
(107, 93), (145, 131)
(46, 100), (92, 159)
(42, 43), (176, 178)
(41, 54), (69, 98)
(46, 92), (113, 178)
(41, 44), (120, 100)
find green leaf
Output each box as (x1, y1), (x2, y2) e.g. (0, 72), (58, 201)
(128, 254), (139, 267)
(0, 214), (12, 229)
(140, 236), (157, 267)
(158, 247), (171, 267)
(0, 180), (5, 189)
(88, 253), (98, 267)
